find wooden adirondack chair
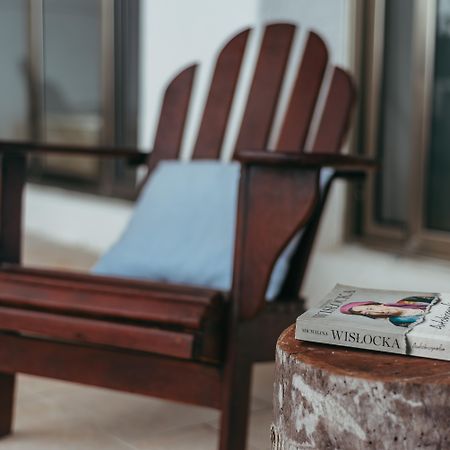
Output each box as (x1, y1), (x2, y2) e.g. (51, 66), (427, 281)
(0, 23), (374, 449)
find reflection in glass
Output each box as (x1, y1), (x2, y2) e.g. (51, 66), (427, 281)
(0, 0), (29, 139)
(425, 0), (450, 231)
(374, 0), (414, 227)
(42, 0), (103, 178)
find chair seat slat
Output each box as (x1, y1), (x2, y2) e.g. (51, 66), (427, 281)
(0, 265), (220, 299)
(0, 271), (223, 330)
(0, 306), (194, 359)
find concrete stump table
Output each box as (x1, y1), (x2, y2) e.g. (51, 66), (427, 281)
(272, 325), (450, 450)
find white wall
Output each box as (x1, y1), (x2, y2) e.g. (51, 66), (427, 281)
(138, 0), (259, 158)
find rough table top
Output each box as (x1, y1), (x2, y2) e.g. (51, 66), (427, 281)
(278, 324), (450, 386)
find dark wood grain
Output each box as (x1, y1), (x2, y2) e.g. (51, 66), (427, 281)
(276, 68), (358, 300)
(235, 24), (295, 152)
(0, 271), (222, 329)
(193, 29), (250, 159)
(236, 150), (377, 170)
(0, 153), (25, 437)
(276, 32), (328, 151)
(0, 155), (26, 264)
(0, 306), (195, 359)
(277, 171), (336, 299)
(311, 67), (355, 153)
(0, 141), (147, 164)
(0, 374), (14, 437)
(0, 264), (221, 299)
(149, 64), (197, 171)
(232, 166), (318, 320)
(0, 333), (222, 408)
(219, 337), (252, 450)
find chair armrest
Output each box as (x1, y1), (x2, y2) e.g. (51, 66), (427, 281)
(0, 140), (149, 166)
(232, 151), (376, 320)
(235, 150), (377, 172)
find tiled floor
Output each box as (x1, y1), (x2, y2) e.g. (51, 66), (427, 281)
(1, 235), (449, 449)
(1, 369), (273, 450)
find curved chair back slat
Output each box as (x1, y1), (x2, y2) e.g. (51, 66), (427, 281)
(275, 32), (328, 152)
(149, 64), (197, 171)
(235, 23), (295, 152)
(311, 67), (355, 154)
(192, 29), (250, 159)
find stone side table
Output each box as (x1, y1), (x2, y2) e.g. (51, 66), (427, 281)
(272, 325), (450, 450)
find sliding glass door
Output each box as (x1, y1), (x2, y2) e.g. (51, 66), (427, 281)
(425, 0), (450, 233)
(0, 0), (139, 198)
(35, 0), (105, 182)
(358, 0), (450, 257)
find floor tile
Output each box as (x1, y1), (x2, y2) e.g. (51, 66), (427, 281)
(24, 378), (218, 445)
(252, 362), (275, 405)
(133, 423), (218, 450)
(0, 393), (135, 450)
(247, 408), (273, 450)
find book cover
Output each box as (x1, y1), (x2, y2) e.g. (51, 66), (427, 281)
(295, 284), (450, 361)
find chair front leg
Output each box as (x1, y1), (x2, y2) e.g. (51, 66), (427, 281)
(0, 373), (15, 437)
(0, 150), (27, 438)
(219, 330), (253, 450)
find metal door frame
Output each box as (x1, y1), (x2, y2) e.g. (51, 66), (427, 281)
(26, 0), (138, 199)
(351, 0), (450, 258)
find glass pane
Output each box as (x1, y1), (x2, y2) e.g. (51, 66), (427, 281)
(374, 0), (414, 226)
(425, 0), (450, 231)
(42, 0), (103, 177)
(0, 0), (30, 139)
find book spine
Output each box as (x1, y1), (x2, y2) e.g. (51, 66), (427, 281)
(406, 333), (450, 361)
(295, 317), (407, 356)
(404, 296), (450, 361)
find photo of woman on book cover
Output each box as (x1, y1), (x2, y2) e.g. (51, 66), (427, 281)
(340, 296), (436, 327)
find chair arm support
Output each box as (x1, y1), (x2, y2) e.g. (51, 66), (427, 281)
(0, 140), (149, 166)
(231, 153), (375, 320)
(235, 150), (377, 172)
(231, 163), (319, 321)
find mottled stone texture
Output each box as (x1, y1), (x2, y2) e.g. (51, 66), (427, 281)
(273, 325), (450, 450)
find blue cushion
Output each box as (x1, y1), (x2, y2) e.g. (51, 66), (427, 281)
(93, 161), (333, 300)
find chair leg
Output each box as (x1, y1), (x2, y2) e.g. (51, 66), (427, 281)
(0, 373), (15, 437)
(219, 357), (252, 450)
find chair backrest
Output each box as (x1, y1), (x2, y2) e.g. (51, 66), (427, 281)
(148, 23), (354, 167)
(146, 23), (355, 317)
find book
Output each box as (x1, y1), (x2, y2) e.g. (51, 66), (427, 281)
(295, 284), (450, 361)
